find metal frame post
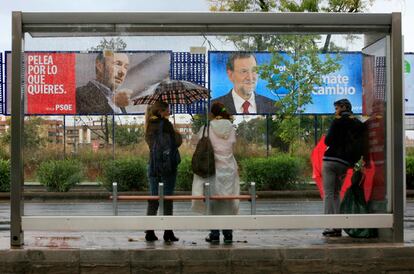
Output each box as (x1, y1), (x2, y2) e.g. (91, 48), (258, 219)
(63, 115), (66, 158)
(314, 115), (318, 145)
(0, 52), (3, 114)
(204, 182), (210, 215)
(391, 12), (404, 242)
(250, 182), (256, 215)
(112, 182), (118, 216)
(266, 115), (270, 157)
(10, 11), (24, 247)
(112, 113), (115, 160)
(158, 182), (164, 216)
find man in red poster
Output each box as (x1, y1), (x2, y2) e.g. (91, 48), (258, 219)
(76, 51), (131, 114)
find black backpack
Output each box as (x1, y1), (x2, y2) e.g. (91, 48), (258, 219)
(192, 124), (215, 178)
(149, 120), (181, 177)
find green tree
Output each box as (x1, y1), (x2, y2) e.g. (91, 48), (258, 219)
(236, 117), (266, 144)
(257, 35), (341, 151)
(207, 0), (370, 152)
(208, 0), (375, 51)
(0, 117), (47, 149)
(89, 37), (127, 51)
(113, 124), (145, 147)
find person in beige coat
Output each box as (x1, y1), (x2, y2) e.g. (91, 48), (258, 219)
(192, 102), (240, 244)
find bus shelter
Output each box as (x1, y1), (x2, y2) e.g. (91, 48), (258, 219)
(10, 11), (404, 247)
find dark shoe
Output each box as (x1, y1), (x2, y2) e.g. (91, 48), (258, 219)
(223, 237), (233, 244)
(322, 229), (342, 237)
(163, 230), (179, 242)
(145, 230), (158, 242)
(222, 230), (233, 244)
(205, 234), (220, 243)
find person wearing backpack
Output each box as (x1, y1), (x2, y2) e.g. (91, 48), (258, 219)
(144, 101), (182, 242)
(322, 98), (368, 237)
(191, 102), (240, 244)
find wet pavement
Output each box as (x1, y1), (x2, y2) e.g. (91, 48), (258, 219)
(0, 199), (413, 250)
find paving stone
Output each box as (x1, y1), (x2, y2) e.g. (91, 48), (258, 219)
(327, 246), (383, 260)
(380, 258), (414, 271)
(27, 249), (79, 263)
(0, 263), (29, 274)
(180, 248), (230, 262)
(231, 265), (283, 274)
(130, 248), (180, 262)
(281, 259), (330, 273)
(230, 248), (283, 261)
(131, 263), (181, 274)
(28, 264), (79, 274)
(282, 247), (326, 260)
(329, 260), (385, 273)
(0, 249), (28, 262)
(80, 265), (130, 274)
(80, 249), (130, 264)
(182, 263), (231, 274)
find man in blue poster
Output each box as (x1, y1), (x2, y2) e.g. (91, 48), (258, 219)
(211, 52), (276, 114)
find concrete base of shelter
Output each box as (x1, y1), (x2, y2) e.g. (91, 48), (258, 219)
(1, 229), (414, 273)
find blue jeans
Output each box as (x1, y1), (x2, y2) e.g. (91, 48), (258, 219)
(147, 172), (177, 216)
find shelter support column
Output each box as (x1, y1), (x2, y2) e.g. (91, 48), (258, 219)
(390, 12), (404, 243)
(11, 11), (24, 247)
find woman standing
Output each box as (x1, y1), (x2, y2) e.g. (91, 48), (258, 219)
(192, 102), (240, 244)
(144, 101), (182, 242)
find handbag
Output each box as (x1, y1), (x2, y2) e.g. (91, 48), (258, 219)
(339, 165), (377, 238)
(191, 124), (215, 178)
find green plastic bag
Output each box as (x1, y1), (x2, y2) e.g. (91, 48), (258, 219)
(339, 162), (378, 238)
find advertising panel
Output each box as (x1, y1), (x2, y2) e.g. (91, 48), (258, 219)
(26, 53), (76, 114)
(209, 51), (362, 115)
(6, 51), (171, 115)
(405, 54), (414, 114)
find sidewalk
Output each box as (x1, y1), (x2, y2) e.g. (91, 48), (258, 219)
(1, 184), (414, 273)
(0, 228), (413, 273)
(0, 200), (414, 273)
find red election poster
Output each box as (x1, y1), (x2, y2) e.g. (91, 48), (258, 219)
(26, 53), (76, 114)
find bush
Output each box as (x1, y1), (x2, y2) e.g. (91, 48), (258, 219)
(0, 145), (10, 161)
(407, 156), (414, 189)
(37, 160), (83, 192)
(100, 157), (147, 192)
(0, 160), (10, 192)
(176, 156), (193, 191)
(240, 155), (304, 190)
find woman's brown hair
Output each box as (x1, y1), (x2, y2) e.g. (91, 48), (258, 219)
(144, 101), (169, 132)
(210, 101), (232, 120)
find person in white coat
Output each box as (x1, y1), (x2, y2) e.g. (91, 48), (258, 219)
(192, 101), (240, 244)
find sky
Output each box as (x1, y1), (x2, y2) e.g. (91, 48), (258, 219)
(0, 0), (413, 52)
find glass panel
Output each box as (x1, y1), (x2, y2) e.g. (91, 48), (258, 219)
(17, 32), (389, 220)
(361, 37), (389, 213)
